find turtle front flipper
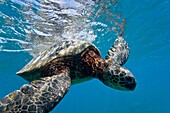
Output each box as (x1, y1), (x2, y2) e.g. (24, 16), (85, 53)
(0, 70), (71, 113)
(105, 36), (129, 66)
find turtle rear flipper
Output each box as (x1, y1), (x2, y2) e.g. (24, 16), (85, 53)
(0, 70), (71, 113)
(105, 36), (129, 66)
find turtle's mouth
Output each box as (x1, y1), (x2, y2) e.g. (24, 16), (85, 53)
(124, 81), (136, 91)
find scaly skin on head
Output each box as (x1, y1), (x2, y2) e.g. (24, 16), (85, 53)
(101, 64), (136, 91)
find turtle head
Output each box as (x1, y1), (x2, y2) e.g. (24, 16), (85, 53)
(98, 64), (136, 91)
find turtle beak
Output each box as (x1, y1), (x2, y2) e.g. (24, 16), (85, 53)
(124, 76), (136, 91)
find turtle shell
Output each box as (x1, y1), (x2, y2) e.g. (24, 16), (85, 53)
(17, 40), (98, 82)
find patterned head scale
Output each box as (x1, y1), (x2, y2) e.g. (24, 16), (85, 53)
(102, 64), (136, 91)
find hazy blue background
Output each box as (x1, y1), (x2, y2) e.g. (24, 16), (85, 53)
(0, 0), (170, 113)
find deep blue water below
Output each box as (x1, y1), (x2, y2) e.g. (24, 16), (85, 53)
(0, 0), (170, 113)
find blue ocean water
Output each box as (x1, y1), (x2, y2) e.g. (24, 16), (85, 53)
(0, 0), (170, 113)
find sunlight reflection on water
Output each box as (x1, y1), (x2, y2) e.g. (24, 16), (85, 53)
(0, 0), (123, 57)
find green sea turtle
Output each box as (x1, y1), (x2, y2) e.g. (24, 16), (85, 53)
(0, 36), (136, 113)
